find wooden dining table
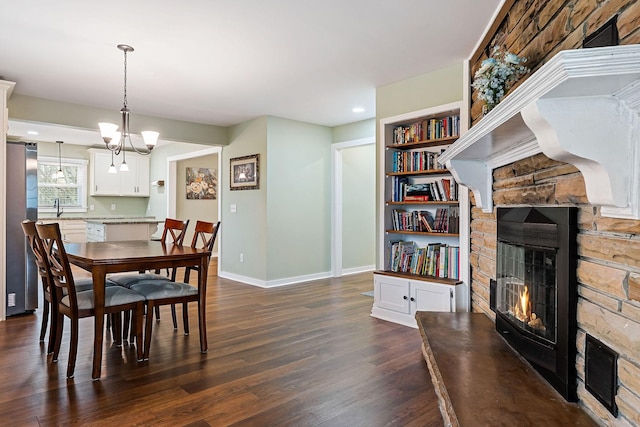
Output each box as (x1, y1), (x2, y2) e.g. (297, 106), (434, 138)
(63, 239), (211, 379)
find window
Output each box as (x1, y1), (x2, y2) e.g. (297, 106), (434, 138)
(38, 156), (88, 213)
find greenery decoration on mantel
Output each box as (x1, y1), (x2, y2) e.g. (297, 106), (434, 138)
(472, 46), (530, 112)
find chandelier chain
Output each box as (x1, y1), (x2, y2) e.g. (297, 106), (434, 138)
(123, 48), (128, 110)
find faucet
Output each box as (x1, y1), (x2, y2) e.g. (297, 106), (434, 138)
(54, 198), (63, 218)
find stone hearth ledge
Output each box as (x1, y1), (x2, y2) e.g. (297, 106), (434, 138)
(415, 311), (597, 427)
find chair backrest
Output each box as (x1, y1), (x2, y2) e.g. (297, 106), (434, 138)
(161, 218), (190, 245)
(21, 220), (55, 300)
(190, 220), (220, 252)
(35, 222), (80, 311)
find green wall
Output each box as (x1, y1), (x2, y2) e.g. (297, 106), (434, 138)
(332, 118), (375, 143)
(341, 143), (375, 270)
(221, 118), (269, 281)
(266, 116), (332, 281)
(376, 63), (463, 120)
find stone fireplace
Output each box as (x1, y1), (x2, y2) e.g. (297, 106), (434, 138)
(495, 206), (578, 401)
(440, 45), (640, 424)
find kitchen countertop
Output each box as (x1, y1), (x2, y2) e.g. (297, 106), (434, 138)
(38, 216), (161, 223)
(85, 218), (163, 225)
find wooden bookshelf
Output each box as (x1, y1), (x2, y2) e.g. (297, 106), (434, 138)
(373, 101), (470, 327)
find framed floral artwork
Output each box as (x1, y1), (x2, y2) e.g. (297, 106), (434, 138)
(186, 167), (217, 199)
(230, 154), (259, 190)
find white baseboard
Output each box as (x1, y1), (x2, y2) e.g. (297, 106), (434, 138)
(218, 270), (333, 288)
(340, 265), (375, 276)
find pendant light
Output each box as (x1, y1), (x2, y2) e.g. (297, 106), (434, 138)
(56, 140), (65, 182)
(98, 44), (159, 158)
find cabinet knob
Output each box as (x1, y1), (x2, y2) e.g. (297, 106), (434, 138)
(410, 297), (415, 302)
(403, 296), (408, 300)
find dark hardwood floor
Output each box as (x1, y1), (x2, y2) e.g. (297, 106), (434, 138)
(0, 262), (443, 426)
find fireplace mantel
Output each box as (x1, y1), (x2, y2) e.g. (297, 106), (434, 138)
(439, 45), (640, 219)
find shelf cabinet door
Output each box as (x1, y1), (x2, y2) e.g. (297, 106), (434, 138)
(374, 275), (410, 314)
(410, 280), (453, 313)
(90, 151), (121, 196)
(89, 149), (150, 197)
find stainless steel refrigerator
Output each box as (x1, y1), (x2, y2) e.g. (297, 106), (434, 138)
(5, 141), (38, 316)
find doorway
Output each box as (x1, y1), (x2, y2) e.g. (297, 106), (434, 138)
(331, 137), (375, 277)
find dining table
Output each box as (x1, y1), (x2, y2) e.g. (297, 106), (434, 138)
(63, 239), (211, 379)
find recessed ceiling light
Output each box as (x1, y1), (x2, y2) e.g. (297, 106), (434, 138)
(352, 107), (365, 113)
(27, 130), (39, 135)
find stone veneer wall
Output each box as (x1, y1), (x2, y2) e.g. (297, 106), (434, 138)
(470, 154), (640, 425)
(467, 1), (640, 425)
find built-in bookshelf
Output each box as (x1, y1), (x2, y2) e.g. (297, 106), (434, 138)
(373, 101), (469, 327)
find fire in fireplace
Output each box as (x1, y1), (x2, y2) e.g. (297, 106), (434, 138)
(495, 207), (578, 401)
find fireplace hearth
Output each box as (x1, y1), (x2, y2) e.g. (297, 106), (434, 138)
(495, 207), (578, 401)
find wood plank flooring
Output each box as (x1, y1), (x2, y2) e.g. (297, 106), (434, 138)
(0, 262), (443, 426)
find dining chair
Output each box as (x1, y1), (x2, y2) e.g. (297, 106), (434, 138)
(21, 220), (116, 354)
(170, 220), (219, 333)
(110, 218), (189, 341)
(35, 222), (146, 378)
(109, 218), (190, 288)
(128, 220), (216, 359)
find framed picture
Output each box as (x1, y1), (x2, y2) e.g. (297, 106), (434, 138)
(186, 167), (217, 199)
(230, 154), (259, 190)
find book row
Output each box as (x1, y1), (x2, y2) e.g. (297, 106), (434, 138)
(391, 207), (459, 234)
(392, 115), (460, 145)
(391, 176), (458, 202)
(391, 149), (446, 173)
(388, 240), (460, 279)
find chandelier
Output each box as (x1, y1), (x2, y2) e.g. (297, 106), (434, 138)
(98, 44), (158, 171)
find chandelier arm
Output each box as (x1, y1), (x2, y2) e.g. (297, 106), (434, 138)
(126, 135), (153, 155)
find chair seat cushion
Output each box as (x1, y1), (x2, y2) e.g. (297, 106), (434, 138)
(73, 278), (117, 293)
(130, 281), (197, 300)
(61, 278), (117, 295)
(61, 286), (145, 310)
(108, 273), (171, 288)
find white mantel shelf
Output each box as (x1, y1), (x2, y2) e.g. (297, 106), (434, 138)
(440, 45), (640, 219)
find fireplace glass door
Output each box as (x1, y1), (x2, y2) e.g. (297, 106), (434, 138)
(496, 241), (557, 344)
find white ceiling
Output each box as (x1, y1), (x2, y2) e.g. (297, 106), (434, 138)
(1, 0), (501, 144)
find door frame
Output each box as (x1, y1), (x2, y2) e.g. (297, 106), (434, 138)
(330, 137), (375, 277)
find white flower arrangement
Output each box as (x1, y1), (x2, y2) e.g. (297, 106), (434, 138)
(472, 46), (529, 110)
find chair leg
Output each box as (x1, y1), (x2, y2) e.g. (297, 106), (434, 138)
(144, 303), (155, 360)
(46, 301), (58, 355)
(52, 312), (64, 362)
(112, 313), (122, 347)
(133, 304), (144, 361)
(154, 305), (161, 321)
(182, 303), (190, 336)
(40, 299), (49, 342)
(171, 304), (178, 329)
(67, 317), (79, 378)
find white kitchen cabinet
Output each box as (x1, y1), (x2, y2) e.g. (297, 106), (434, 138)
(89, 149), (150, 197)
(372, 272), (463, 328)
(40, 220), (87, 243)
(85, 220), (160, 242)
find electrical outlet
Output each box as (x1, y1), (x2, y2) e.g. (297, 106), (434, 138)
(111, 204), (116, 211)
(240, 253), (244, 263)
(8, 293), (16, 307)
(90, 204), (95, 211)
